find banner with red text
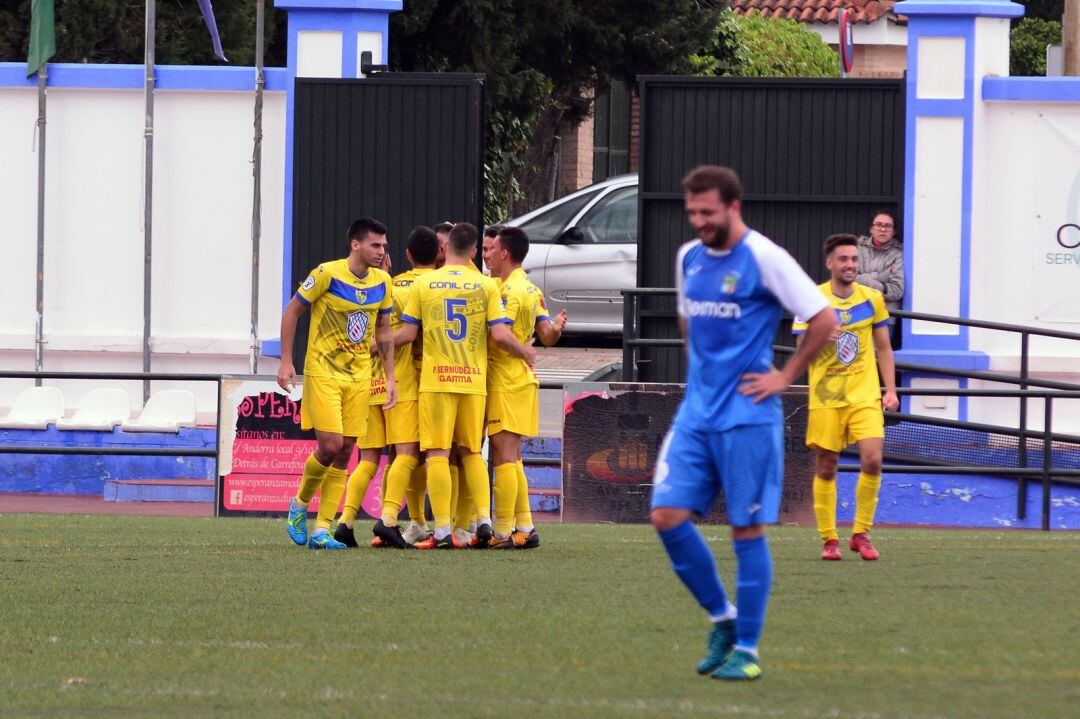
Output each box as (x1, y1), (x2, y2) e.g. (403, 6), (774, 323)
(215, 376), (385, 518)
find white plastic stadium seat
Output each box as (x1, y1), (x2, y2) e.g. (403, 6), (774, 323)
(0, 386), (65, 430)
(121, 390), (197, 433)
(56, 388), (131, 431)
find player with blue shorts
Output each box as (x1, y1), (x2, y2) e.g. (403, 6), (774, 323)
(651, 166), (836, 681)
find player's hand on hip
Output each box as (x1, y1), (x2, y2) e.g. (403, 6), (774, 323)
(882, 391), (899, 412)
(277, 363), (296, 392)
(738, 367), (789, 403)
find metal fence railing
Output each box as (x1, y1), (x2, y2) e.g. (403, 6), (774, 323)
(620, 289), (1080, 531)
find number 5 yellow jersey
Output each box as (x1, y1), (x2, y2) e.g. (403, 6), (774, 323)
(793, 282), (889, 409)
(401, 264), (510, 395)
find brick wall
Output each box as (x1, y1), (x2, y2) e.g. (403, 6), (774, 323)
(832, 43), (907, 78)
(558, 113), (596, 196)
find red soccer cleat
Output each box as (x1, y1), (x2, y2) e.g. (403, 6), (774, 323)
(849, 533), (880, 561)
(414, 533), (466, 549)
(821, 539), (842, 561)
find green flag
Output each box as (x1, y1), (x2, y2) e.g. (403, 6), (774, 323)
(27, 0), (56, 78)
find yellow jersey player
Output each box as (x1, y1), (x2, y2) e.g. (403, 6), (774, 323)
(395, 222), (535, 549)
(793, 233), (899, 561)
(277, 217), (397, 550)
(364, 227), (441, 548)
(481, 225), (566, 549)
(330, 337), (390, 548)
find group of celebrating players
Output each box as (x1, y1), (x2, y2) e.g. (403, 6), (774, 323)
(276, 219), (565, 551)
(274, 162), (901, 682)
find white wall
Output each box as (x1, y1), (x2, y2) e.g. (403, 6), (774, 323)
(969, 99), (1080, 433)
(0, 87), (286, 420)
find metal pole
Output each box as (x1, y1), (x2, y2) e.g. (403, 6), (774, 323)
(250, 0), (265, 375)
(1017, 332), (1029, 519)
(142, 0), (156, 403)
(1065, 0), (1080, 76)
(34, 65), (48, 384)
(1042, 397), (1053, 531)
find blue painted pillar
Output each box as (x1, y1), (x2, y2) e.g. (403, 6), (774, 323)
(893, 0), (1023, 419)
(275, 0), (403, 311)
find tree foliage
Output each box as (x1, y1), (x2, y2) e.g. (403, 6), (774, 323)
(0, 0), (288, 67)
(691, 9), (840, 79)
(390, 0), (717, 219)
(1009, 17), (1061, 76)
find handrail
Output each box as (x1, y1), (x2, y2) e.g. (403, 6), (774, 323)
(620, 287), (1080, 530)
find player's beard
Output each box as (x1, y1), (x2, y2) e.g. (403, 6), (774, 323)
(700, 220), (731, 248)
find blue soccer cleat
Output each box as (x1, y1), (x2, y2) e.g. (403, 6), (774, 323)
(286, 499), (308, 546)
(308, 528), (348, 550)
(696, 619), (736, 675)
(711, 648), (763, 681)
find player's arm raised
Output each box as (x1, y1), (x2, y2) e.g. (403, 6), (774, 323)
(277, 296), (309, 392)
(873, 325), (899, 411)
(535, 310), (566, 347)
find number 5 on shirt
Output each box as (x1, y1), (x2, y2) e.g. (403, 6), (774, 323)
(445, 298), (467, 342)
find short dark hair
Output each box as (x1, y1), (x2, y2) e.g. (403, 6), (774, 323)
(681, 165), (742, 204)
(347, 217), (387, 247)
(871, 209), (898, 229)
(824, 233), (859, 256)
(407, 226), (438, 266)
(483, 224), (504, 239)
(433, 221), (454, 235)
(496, 226), (529, 263)
(448, 222), (479, 255)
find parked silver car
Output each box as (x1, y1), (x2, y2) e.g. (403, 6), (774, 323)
(506, 174), (638, 335)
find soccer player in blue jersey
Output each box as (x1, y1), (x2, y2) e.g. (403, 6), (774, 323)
(651, 166), (837, 681)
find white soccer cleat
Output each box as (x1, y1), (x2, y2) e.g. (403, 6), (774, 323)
(402, 521), (433, 546)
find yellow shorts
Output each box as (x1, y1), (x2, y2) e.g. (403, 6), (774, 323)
(419, 392), (486, 453)
(806, 404), (884, 453)
(385, 399), (420, 446)
(300, 374), (370, 438)
(486, 387), (539, 438)
(359, 403), (387, 449)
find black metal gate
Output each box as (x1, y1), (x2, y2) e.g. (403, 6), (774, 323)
(291, 74), (485, 371)
(635, 76), (904, 382)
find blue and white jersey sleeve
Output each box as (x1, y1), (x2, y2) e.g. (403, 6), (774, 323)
(745, 234), (829, 322)
(674, 240), (701, 318)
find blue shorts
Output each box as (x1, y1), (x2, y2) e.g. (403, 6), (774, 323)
(650, 422), (783, 527)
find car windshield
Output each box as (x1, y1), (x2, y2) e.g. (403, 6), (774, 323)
(577, 186), (637, 244)
(518, 189), (601, 243)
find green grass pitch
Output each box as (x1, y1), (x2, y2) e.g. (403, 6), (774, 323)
(1, 514), (1077, 718)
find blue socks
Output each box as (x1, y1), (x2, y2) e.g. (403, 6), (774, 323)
(733, 536), (772, 654)
(657, 520), (730, 618)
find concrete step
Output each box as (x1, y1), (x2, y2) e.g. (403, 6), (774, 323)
(104, 479), (214, 503)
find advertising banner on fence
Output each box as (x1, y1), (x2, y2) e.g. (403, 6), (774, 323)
(216, 376), (384, 518)
(561, 382), (815, 524)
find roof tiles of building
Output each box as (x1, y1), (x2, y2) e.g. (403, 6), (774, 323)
(729, 0), (898, 24)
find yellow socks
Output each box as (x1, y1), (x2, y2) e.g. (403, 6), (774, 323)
(339, 460), (379, 526)
(514, 460), (534, 531)
(448, 463), (460, 525)
(493, 463), (518, 537)
(296, 454), (330, 505)
(427, 456), (453, 530)
(813, 476), (838, 542)
(315, 466), (347, 530)
(854, 472), (882, 535)
(460, 453), (491, 523)
(380, 455), (419, 525)
(404, 463), (427, 526)
(454, 476), (473, 532)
